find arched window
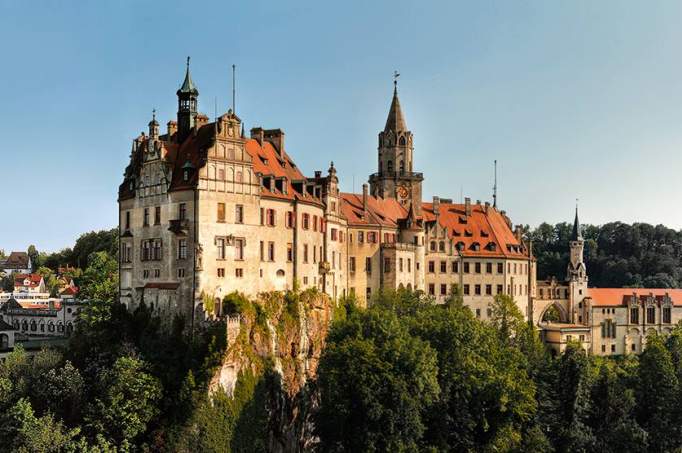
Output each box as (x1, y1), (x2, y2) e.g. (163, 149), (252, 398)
(22, 321), (28, 331)
(430, 241), (436, 251)
(30, 320), (36, 332)
(66, 324), (74, 336)
(48, 322), (55, 332)
(399, 136), (406, 146)
(57, 322), (64, 333)
(0, 334), (8, 349)
(439, 241), (445, 252)
(399, 160), (405, 173)
(236, 171), (243, 183)
(387, 161), (393, 173)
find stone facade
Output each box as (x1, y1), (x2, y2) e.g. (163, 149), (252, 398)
(118, 62), (533, 326)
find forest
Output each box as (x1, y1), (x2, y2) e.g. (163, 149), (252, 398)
(528, 221), (682, 288)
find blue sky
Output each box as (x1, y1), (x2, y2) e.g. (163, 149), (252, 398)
(2, 0), (682, 253)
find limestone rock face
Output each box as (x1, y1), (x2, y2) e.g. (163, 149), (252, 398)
(208, 290), (335, 452)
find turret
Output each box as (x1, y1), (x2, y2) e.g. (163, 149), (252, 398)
(176, 57), (199, 143)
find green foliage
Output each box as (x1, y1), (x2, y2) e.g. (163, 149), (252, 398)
(77, 251), (118, 302)
(529, 221), (682, 288)
(86, 355), (163, 444)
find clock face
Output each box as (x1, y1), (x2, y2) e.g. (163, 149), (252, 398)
(397, 185), (409, 199)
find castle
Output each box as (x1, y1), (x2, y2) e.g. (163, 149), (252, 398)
(117, 60), (534, 329)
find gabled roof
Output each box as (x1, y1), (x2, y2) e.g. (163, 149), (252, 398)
(2, 252), (30, 269)
(588, 288), (682, 307)
(340, 193), (407, 228)
(422, 202), (528, 259)
(14, 274), (42, 288)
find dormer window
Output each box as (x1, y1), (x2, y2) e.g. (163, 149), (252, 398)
(470, 242), (480, 251)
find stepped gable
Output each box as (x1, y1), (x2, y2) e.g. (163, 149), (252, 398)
(588, 288), (682, 307)
(422, 201), (528, 259)
(340, 193), (407, 227)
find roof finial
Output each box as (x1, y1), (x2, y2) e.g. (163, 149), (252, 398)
(493, 160), (498, 209)
(152, 108), (156, 121)
(186, 56), (190, 69)
(572, 198), (582, 241)
(393, 70), (400, 93)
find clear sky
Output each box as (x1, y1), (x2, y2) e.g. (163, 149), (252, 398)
(2, 0), (682, 253)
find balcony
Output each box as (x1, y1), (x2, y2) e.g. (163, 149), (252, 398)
(168, 219), (190, 235)
(368, 171), (424, 181)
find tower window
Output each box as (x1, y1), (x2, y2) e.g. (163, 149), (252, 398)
(400, 160), (405, 173)
(387, 161), (393, 173)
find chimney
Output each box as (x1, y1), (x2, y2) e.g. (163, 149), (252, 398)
(514, 224), (523, 241)
(195, 114), (209, 129)
(264, 129), (285, 155)
(314, 170), (322, 179)
(250, 127), (264, 145)
(433, 196), (440, 216)
(464, 197), (472, 217)
(484, 201), (490, 213)
(167, 121), (177, 138)
(362, 184), (368, 211)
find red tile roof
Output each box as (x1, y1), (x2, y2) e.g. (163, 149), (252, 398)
(422, 202), (528, 259)
(14, 274), (43, 288)
(340, 193), (407, 227)
(588, 288), (682, 307)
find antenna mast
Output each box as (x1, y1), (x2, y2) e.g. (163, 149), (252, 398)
(493, 160), (498, 208)
(232, 64), (236, 113)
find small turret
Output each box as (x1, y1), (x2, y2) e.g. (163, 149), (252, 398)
(176, 57), (199, 143)
(148, 109), (159, 139)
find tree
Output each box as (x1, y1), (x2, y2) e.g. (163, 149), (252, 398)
(553, 343), (595, 452)
(86, 355), (162, 445)
(33, 361), (85, 425)
(0, 398), (80, 453)
(636, 334), (679, 452)
(26, 245), (39, 273)
(315, 307), (440, 452)
(78, 251), (118, 302)
(587, 363), (647, 452)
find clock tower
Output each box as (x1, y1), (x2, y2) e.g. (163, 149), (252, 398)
(369, 79), (424, 215)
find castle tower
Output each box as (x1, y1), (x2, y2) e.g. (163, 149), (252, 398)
(176, 57), (199, 143)
(567, 205), (588, 323)
(369, 79), (423, 214)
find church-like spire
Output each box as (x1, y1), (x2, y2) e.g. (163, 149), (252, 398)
(384, 78), (407, 133)
(177, 56), (199, 96)
(571, 203), (582, 241)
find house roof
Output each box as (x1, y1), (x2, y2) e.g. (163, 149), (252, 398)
(14, 274), (42, 288)
(422, 202), (528, 259)
(587, 288), (682, 307)
(340, 193), (407, 228)
(2, 252), (30, 269)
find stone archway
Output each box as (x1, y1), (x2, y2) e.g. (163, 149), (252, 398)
(539, 301), (569, 323)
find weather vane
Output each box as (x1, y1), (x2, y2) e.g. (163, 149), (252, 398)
(393, 70), (400, 88)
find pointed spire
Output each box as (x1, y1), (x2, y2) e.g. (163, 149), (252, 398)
(571, 201), (582, 241)
(178, 56), (199, 96)
(384, 73), (407, 133)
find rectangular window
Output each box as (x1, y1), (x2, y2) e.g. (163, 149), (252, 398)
(287, 243), (293, 262)
(154, 269), (160, 278)
(313, 215), (318, 231)
(235, 268), (243, 278)
(366, 257), (372, 274)
(407, 258), (411, 272)
(268, 242), (275, 261)
(350, 257), (356, 273)
(179, 203), (187, 220)
(486, 284), (492, 295)
(285, 211), (294, 228)
(216, 238), (226, 259)
(331, 228), (338, 241)
(267, 209), (276, 226)
(440, 261), (446, 273)
(177, 268), (185, 278)
(332, 251), (336, 269)
(143, 208), (149, 226)
(429, 284), (435, 295)
(235, 205), (244, 224)
(497, 262), (503, 273)
(366, 287), (372, 299)
(440, 284), (447, 296)
(647, 306), (655, 324)
(428, 261), (435, 273)
(313, 245), (317, 263)
(303, 213), (310, 229)
(178, 239), (187, 260)
(125, 211), (131, 230)
(486, 262), (492, 273)
(234, 239), (245, 260)
(475, 284), (481, 295)
(630, 307), (639, 324)
(464, 262), (470, 273)
(611, 344), (616, 353)
(452, 261), (459, 273)
(463, 284), (470, 295)
(497, 284), (503, 294)
(260, 241), (264, 261)
(217, 203), (225, 222)
(358, 231), (364, 243)
(303, 244), (309, 263)
(476, 309), (481, 318)
(154, 206), (161, 225)
(475, 262), (481, 274)
(217, 268), (225, 278)
(664, 306), (672, 324)
(260, 208), (265, 225)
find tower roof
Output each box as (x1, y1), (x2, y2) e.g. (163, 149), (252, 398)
(177, 57), (199, 96)
(571, 205), (582, 240)
(384, 84), (407, 133)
